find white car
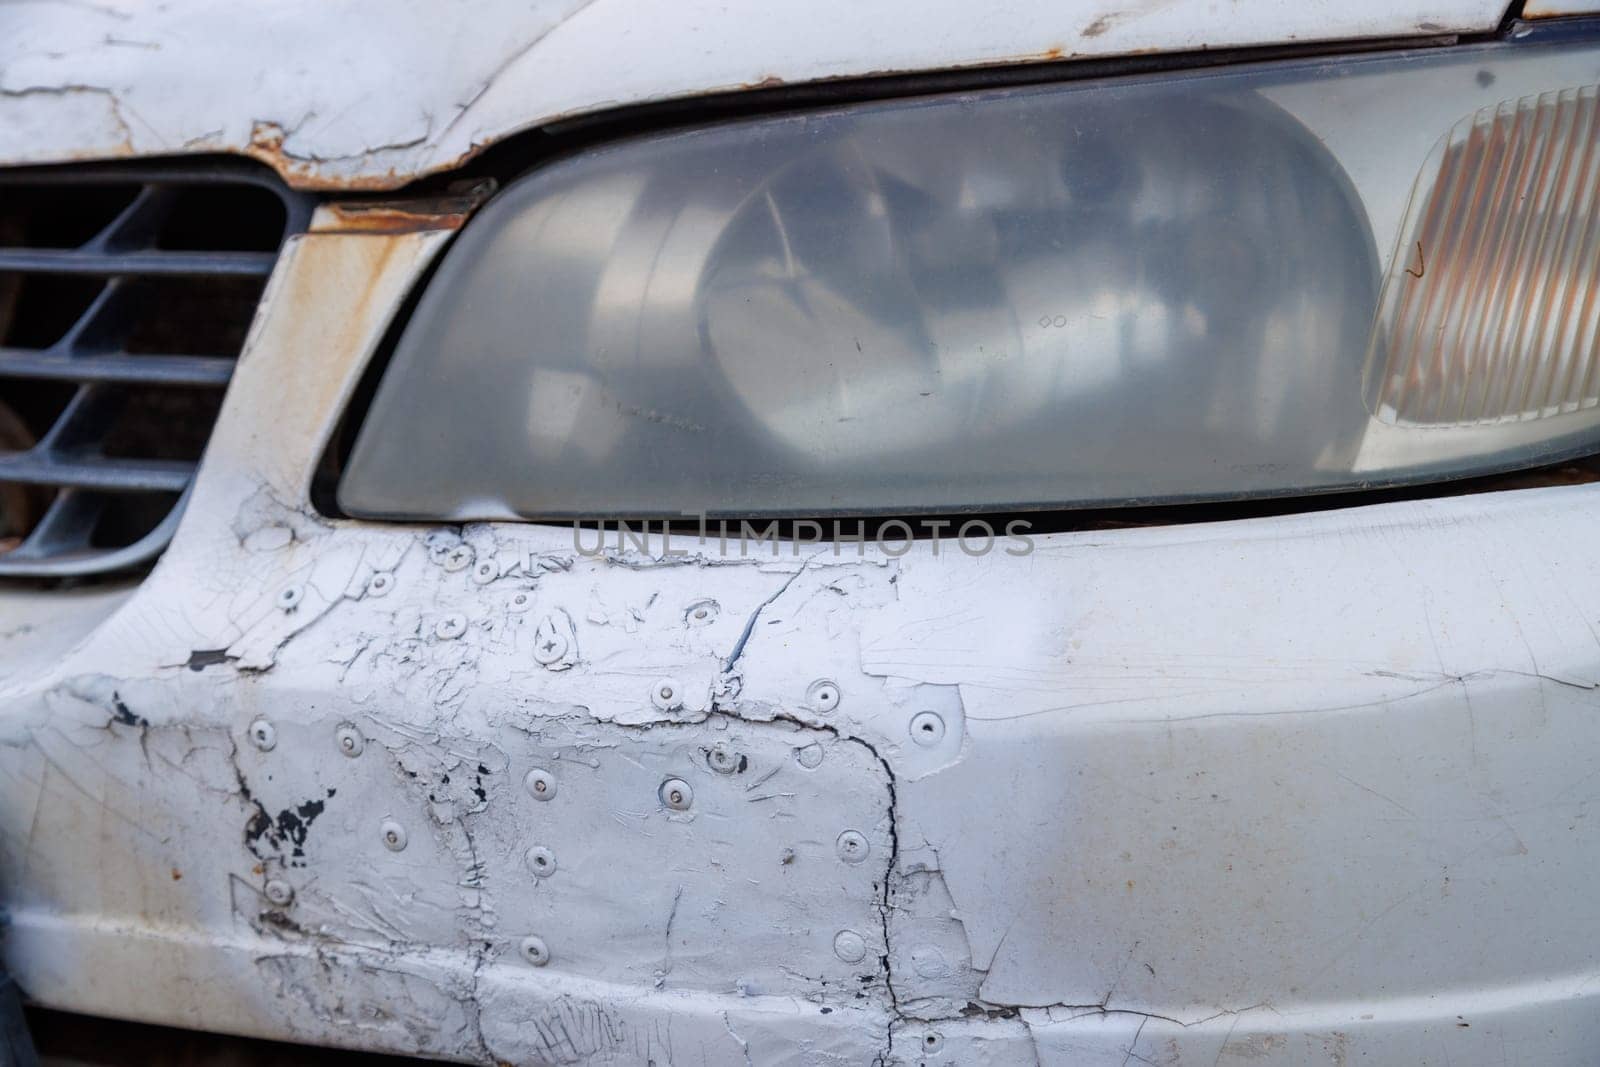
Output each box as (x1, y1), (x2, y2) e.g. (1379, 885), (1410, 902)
(2, 1), (1599, 1064)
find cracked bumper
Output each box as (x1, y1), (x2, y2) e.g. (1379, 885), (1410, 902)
(1, 222), (1599, 1066)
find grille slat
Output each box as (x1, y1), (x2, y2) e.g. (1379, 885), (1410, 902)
(0, 453), (193, 494)
(0, 162), (312, 577)
(2, 490), (103, 561)
(0, 248), (278, 277)
(56, 278), (136, 353)
(90, 185), (180, 252)
(0, 349), (236, 387)
(34, 385), (119, 454)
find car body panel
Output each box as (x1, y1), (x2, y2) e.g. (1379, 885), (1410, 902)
(0, 0), (1511, 189)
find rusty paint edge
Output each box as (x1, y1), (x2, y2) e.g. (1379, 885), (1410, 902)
(307, 179), (499, 235)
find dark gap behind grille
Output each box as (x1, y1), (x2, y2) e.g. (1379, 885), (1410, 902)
(0, 183), (141, 248)
(156, 185), (287, 252)
(121, 276), (269, 356)
(0, 162), (310, 577)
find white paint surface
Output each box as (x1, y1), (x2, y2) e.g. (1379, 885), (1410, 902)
(0, 0), (1511, 188)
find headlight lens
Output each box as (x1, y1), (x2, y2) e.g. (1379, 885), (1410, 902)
(340, 30), (1600, 521)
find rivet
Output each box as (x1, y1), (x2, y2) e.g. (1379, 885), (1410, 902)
(441, 544), (475, 572)
(685, 599), (719, 626)
(532, 616), (568, 665)
(381, 820), (408, 851)
(263, 879), (294, 907)
(519, 934), (550, 966)
(365, 572), (393, 598)
(524, 768), (556, 801)
(526, 846), (556, 877)
(796, 744), (825, 769)
(806, 679), (840, 713)
(248, 719), (276, 751)
(909, 711), (945, 747)
(435, 613), (467, 640)
(922, 1031), (945, 1054)
(836, 829), (869, 864)
(833, 929), (867, 963)
(472, 559), (498, 585)
(707, 745), (740, 775)
(508, 591), (533, 613)
(277, 585), (303, 611)
(659, 777), (693, 811)
(335, 724), (364, 758)
(651, 678), (682, 711)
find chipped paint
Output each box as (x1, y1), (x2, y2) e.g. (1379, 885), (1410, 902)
(5, 189), (1600, 1065)
(0, 1), (1515, 190)
(308, 181), (498, 236)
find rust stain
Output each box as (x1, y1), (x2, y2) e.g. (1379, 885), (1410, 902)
(1043, 45), (1065, 60)
(246, 119), (444, 193)
(310, 180), (497, 236)
(170, 867), (182, 881)
(745, 74), (786, 90)
(259, 234), (416, 428)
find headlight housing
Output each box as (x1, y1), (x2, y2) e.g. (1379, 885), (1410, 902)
(340, 27), (1600, 521)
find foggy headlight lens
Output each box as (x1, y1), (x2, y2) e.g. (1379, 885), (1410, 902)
(340, 30), (1600, 521)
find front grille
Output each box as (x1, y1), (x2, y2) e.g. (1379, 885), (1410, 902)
(0, 163), (312, 578)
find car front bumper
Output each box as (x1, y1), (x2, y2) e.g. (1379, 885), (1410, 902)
(1, 215), (1598, 1067)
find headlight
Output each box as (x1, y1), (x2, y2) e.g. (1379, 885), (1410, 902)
(339, 29), (1600, 521)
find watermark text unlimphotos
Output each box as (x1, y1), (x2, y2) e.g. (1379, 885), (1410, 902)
(571, 517), (1034, 558)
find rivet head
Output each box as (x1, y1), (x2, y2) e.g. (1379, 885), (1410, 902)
(472, 559), (498, 585)
(806, 679), (841, 713)
(909, 711), (946, 747)
(519, 935), (550, 967)
(796, 743), (825, 769)
(685, 599), (719, 626)
(526, 846), (556, 877)
(922, 1031), (945, 1054)
(524, 768), (556, 801)
(426, 533), (459, 563)
(532, 617), (568, 665)
(335, 724), (364, 758)
(277, 585), (303, 611)
(651, 678), (682, 711)
(836, 829), (869, 864)
(248, 719), (276, 751)
(833, 929), (867, 963)
(441, 544), (475, 572)
(659, 777), (694, 811)
(435, 613), (467, 640)
(263, 879), (294, 906)
(508, 591), (533, 613)
(365, 572), (393, 598)
(707, 745), (740, 775)
(381, 820), (408, 851)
